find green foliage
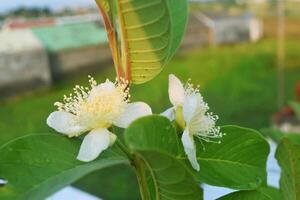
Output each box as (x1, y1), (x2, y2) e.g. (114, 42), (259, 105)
(0, 134), (128, 200)
(2, 39), (300, 146)
(1, 39), (300, 199)
(125, 116), (270, 196)
(97, 0), (188, 84)
(218, 186), (282, 200)
(290, 101), (300, 120)
(284, 134), (300, 145)
(125, 115), (203, 199)
(193, 126), (269, 190)
(0, 114), (285, 200)
(276, 137), (300, 200)
(261, 128), (300, 144)
(73, 164), (140, 200)
(260, 128), (284, 143)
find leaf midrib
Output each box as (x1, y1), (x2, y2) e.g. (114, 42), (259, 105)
(117, 0), (174, 83)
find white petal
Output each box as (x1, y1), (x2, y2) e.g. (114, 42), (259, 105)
(109, 133), (117, 146)
(182, 94), (201, 124)
(168, 74), (185, 106)
(114, 102), (152, 128)
(161, 107), (175, 121)
(77, 128), (113, 162)
(47, 111), (86, 136)
(181, 129), (200, 171)
(88, 80), (115, 100)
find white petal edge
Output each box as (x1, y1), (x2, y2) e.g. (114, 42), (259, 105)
(47, 111), (87, 137)
(181, 129), (200, 171)
(114, 102), (152, 128)
(77, 128), (114, 162)
(168, 74), (185, 106)
(161, 107), (175, 121)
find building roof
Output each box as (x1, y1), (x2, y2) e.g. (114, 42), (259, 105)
(3, 18), (56, 30)
(32, 22), (107, 52)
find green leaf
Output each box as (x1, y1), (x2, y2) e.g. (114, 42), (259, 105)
(125, 115), (181, 155)
(290, 101), (300, 120)
(125, 115), (203, 200)
(193, 126), (270, 190)
(261, 127), (300, 144)
(275, 137), (300, 200)
(0, 134), (128, 200)
(260, 127), (284, 143)
(115, 0), (188, 84)
(284, 134), (300, 146)
(217, 186), (282, 200)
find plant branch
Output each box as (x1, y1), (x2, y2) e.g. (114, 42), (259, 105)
(95, 0), (124, 78)
(116, 139), (133, 160)
(116, 140), (150, 199)
(133, 154), (151, 200)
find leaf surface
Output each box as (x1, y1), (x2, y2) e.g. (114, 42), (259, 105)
(125, 115), (203, 199)
(290, 101), (300, 120)
(0, 134), (127, 200)
(276, 137), (300, 200)
(218, 186), (282, 200)
(192, 126), (270, 190)
(116, 0), (188, 83)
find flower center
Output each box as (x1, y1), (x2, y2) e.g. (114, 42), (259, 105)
(55, 76), (129, 129)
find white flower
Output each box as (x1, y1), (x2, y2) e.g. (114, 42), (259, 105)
(47, 76), (152, 162)
(162, 74), (222, 171)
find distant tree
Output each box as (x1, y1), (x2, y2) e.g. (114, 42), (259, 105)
(221, 0), (237, 7)
(7, 7), (53, 18)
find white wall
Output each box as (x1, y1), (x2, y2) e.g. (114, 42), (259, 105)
(0, 29), (51, 93)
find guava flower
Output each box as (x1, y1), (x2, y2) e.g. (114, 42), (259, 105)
(162, 74), (222, 171)
(47, 76), (152, 162)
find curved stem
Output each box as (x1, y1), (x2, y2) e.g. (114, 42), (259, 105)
(133, 155), (151, 200)
(116, 139), (151, 200)
(115, 141), (150, 199)
(116, 139), (133, 160)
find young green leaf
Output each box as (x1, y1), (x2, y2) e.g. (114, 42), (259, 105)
(96, 0), (188, 84)
(260, 127), (284, 143)
(125, 115), (203, 200)
(290, 101), (300, 119)
(276, 137), (300, 200)
(191, 126), (270, 190)
(0, 134), (128, 200)
(284, 134), (300, 145)
(217, 186), (282, 200)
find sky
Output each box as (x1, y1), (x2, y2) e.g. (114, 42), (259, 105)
(0, 0), (96, 13)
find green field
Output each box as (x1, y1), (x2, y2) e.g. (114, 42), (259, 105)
(1, 38), (300, 199)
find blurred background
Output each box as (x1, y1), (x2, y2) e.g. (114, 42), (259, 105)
(0, 0), (299, 199)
